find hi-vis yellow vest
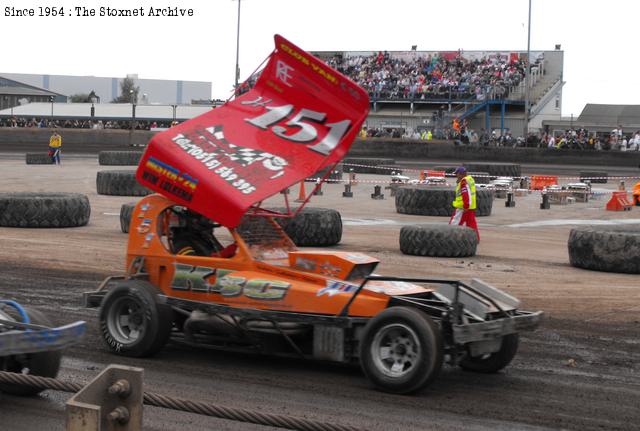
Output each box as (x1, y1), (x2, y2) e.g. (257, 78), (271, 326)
(453, 175), (476, 210)
(49, 135), (62, 148)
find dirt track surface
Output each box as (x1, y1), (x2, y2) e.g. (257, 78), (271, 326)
(0, 156), (639, 430)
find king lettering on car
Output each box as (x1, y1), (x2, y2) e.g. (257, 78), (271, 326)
(136, 35), (370, 228)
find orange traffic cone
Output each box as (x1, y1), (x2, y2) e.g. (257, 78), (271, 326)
(295, 181), (306, 202)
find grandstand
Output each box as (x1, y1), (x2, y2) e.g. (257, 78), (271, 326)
(313, 47), (564, 136)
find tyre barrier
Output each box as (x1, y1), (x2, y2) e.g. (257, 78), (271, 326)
(400, 224), (478, 257)
(98, 151), (144, 166)
(269, 207), (343, 246)
(568, 225), (640, 274)
(432, 166), (457, 174)
(463, 163), (521, 178)
(306, 163), (343, 182)
(395, 186), (494, 217)
(25, 153), (53, 165)
(579, 171), (608, 184)
(96, 170), (152, 196)
(468, 171), (491, 184)
(343, 157), (399, 175)
(0, 192), (90, 227)
(120, 202), (137, 233)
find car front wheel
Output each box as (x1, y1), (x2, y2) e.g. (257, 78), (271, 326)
(359, 307), (443, 394)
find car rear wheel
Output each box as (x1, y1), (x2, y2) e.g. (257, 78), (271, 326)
(99, 280), (173, 357)
(0, 308), (62, 396)
(360, 307), (443, 394)
(459, 333), (519, 373)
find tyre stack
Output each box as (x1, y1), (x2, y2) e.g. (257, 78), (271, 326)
(395, 186), (494, 217)
(265, 207), (343, 246)
(568, 225), (640, 274)
(342, 158), (401, 175)
(463, 163), (521, 178)
(579, 171), (608, 184)
(98, 151), (144, 166)
(400, 225), (478, 257)
(25, 153), (54, 165)
(96, 170), (152, 196)
(120, 202), (138, 233)
(0, 193), (91, 227)
(306, 163), (343, 182)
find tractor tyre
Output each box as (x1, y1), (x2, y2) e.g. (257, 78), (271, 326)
(343, 157), (397, 174)
(120, 202), (137, 233)
(579, 171), (608, 184)
(459, 334), (519, 373)
(25, 153), (53, 165)
(96, 170), (152, 196)
(271, 207), (342, 246)
(463, 163), (521, 178)
(0, 192), (90, 227)
(0, 308), (62, 396)
(568, 226), (640, 274)
(360, 307), (443, 394)
(399, 224), (478, 257)
(98, 151), (144, 166)
(395, 187), (493, 217)
(99, 280), (173, 357)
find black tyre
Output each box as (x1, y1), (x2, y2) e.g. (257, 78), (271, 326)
(98, 151), (144, 166)
(395, 187), (493, 217)
(400, 225), (478, 257)
(96, 170), (152, 196)
(0, 308), (62, 396)
(360, 307), (443, 394)
(99, 280), (173, 357)
(0, 192), (91, 227)
(271, 207), (342, 246)
(463, 163), (521, 178)
(579, 171), (608, 184)
(306, 163), (343, 182)
(343, 157), (397, 174)
(459, 334), (519, 373)
(25, 153), (53, 165)
(120, 202), (137, 233)
(468, 171), (491, 184)
(568, 226), (640, 274)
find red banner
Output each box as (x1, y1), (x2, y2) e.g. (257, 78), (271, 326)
(137, 35), (369, 227)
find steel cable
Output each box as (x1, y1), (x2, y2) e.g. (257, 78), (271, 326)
(0, 371), (363, 431)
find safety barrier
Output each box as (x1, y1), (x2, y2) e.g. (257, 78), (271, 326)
(606, 191), (633, 211)
(530, 175), (558, 190)
(0, 368), (363, 431)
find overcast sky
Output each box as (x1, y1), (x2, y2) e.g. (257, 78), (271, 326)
(0, 0), (633, 116)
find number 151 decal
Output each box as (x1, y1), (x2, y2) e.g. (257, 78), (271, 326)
(245, 104), (351, 156)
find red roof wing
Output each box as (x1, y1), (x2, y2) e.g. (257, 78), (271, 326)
(136, 35), (369, 227)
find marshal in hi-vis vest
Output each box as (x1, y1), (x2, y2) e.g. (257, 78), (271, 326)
(453, 175), (476, 210)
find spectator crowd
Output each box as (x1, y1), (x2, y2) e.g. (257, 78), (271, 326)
(359, 123), (640, 152)
(0, 117), (177, 130)
(326, 50), (534, 102)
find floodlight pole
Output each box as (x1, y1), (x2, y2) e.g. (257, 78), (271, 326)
(234, 0), (242, 90)
(523, 0), (532, 139)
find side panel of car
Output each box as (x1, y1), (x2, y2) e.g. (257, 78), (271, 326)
(125, 195), (391, 317)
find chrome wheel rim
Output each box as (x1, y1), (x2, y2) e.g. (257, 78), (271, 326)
(107, 296), (146, 345)
(371, 323), (421, 378)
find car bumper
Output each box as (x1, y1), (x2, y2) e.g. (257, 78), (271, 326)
(452, 310), (543, 344)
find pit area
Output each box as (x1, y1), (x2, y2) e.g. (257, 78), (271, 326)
(0, 154), (638, 430)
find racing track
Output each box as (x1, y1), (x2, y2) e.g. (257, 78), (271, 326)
(0, 260), (638, 430)
(0, 157), (638, 430)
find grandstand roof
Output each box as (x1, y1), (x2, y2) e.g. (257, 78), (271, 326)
(577, 104), (640, 126)
(0, 102), (213, 121)
(0, 76), (64, 97)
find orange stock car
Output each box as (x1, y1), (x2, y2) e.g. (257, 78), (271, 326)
(84, 36), (542, 394)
